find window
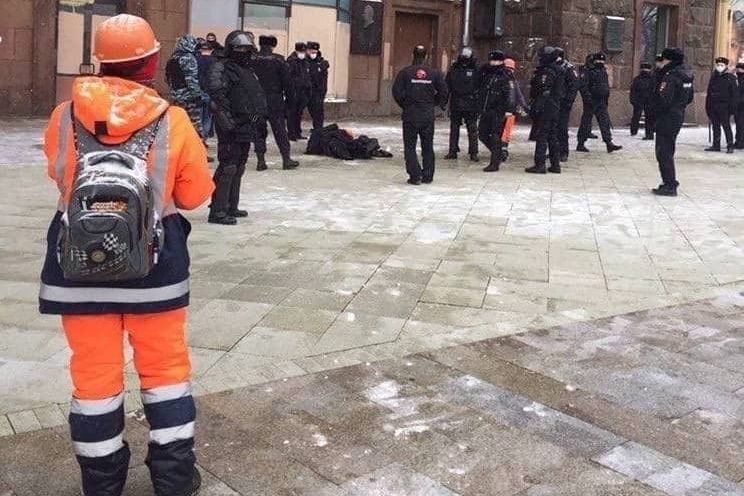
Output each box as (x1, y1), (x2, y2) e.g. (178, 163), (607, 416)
(241, 2), (290, 32)
(640, 4), (672, 64)
(715, 0), (744, 63)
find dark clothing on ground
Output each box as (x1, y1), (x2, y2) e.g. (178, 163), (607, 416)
(630, 71), (655, 137)
(446, 58), (480, 155)
(655, 61), (694, 187)
(306, 124), (392, 160)
(286, 52), (312, 139)
(706, 70), (738, 148)
(393, 62), (448, 181)
(254, 48), (292, 158)
(530, 61), (566, 168)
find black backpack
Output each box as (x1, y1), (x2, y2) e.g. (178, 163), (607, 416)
(57, 111), (164, 282)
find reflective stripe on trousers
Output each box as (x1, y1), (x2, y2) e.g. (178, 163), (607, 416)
(142, 382), (196, 445)
(69, 392), (125, 458)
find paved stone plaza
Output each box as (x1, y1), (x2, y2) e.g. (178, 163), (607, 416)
(0, 118), (743, 494)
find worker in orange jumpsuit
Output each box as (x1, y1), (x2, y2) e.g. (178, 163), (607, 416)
(39, 14), (214, 496)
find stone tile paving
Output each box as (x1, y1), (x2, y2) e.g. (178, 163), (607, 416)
(1, 294), (744, 494)
(1, 119), (744, 437)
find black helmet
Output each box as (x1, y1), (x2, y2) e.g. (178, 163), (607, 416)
(413, 45), (427, 59)
(229, 32), (255, 49)
(660, 47), (684, 63)
(538, 46), (557, 64)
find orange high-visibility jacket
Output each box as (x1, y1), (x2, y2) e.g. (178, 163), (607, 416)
(39, 77), (214, 315)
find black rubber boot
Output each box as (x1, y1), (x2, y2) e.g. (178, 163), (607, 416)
(548, 166), (561, 173)
(78, 444), (131, 496)
(283, 157), (299, 169)
(256, 154), (267, 171)
(525, 165), (547, 174)
(147, 439), (198, 496)
(606, 143), (622, 153)
(652, 185), (678, 197)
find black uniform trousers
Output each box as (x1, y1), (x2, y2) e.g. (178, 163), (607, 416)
(557, 103), (574, 155)
(403, 120), (435, 181)
(577, 99), (594, 143)
(655, 112), (683, 188)
(256, 99), (291, 159)
(212, 132), (251, 216)
(578, 100), (612, 144)
(287, 89), (310, 139)
(736, 106), (744, 147)
(710, 106), (734, 148)
(308, 94), (325, 130)
(630, 105), (655, 138)
(449, 110), (479, 156)
(478, 110), (505, 165)
(533, 110), (560, 168)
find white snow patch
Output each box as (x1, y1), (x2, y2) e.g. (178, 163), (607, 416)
(522, 402), (549, 417)
(313, 433), (329, 447)
(393, 424), (430, 438)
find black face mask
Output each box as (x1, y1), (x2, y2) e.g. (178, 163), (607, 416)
(230, 50), (253, 66)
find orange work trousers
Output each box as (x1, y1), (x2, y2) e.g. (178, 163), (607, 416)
(62, 309), (191, 400)
(501, 114), (516, 143)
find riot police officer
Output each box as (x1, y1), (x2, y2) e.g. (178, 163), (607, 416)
(705, 57), (737, 153)
(287, 42), (312, 140)
(207, 31), (268, 224)
(653, 47), (694, 196)
(445, 47), (480, 162)
(526, 46), (565, 174)
(392, 45), (448, 185)
(629, 63), (655, 139)
(254, 35), (299, 170)
(555, 48), (579, 162)
(307, 41), (330, 130)
(478, 50), (514, 172)
(577, 53), (622, 153)
(577, 55), (598, 143)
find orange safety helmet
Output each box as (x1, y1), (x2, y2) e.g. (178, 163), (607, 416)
(94, 14), (161, 64)
(504, 58), (517, 70)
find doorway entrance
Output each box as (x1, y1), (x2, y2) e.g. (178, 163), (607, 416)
(393, 12), (438, 76)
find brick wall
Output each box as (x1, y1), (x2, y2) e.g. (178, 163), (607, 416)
(0, 0), (56, 116)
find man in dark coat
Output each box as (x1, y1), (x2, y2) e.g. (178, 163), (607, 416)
(555, 48), (579, 162)
(478, 50), (514, 172)
(735, 62), (744, 149)
(392, 45), (448, 185)
(705, 57), (738, 153)
(286, 42), (312, 140)
(629, 62), (655, 139)
(307, 41), (330, 131)
(652, 47), (694, 196)
(206, 31), (268, 225)
(254, 35), (299, 170)
(445, 47), (480, 162)
(526, 46), (565, 174)
(576, 52), (622, 153)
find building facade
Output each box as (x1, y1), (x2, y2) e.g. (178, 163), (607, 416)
(1, 0), (742, 118)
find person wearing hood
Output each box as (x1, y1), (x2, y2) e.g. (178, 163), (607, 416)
(705, 56), (737, 153)
(629, 63), (655, 139)
(286, 42), (312, 140)
(445, 47), (481, 162)
(555, 48), (579, 162)
(166, 34), (206, 139)
(41, 14), (214, 496)
(652, 47), (694, 196)
(576, 52), (622, 153)
(735, 63), (744, 149)
(254, 35), (299, 171)
(307, 41), (330, 131)
(478, 50), (515, 172)
(526, 46), (565, 174)
(206, 30), (268, 225)
(392, 45), (448, 184)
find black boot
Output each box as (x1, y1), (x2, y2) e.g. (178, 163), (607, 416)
(606, 143), (622, 153)
(147, 439), (198, 496)
(727, 145), (735, 154)
(407, 178), (422, 185)
(208, 212), (237, 225)
(228, 209), (248, 218)
(283, 157), (299, 169)
(705, 145), (721, 152)
(78, 444), (131, 496)
(469, 153), (480, 162)
(652, 184), (678, 197)
(444, 152), (457, 160)
(548, 165), (561, 173)
(256, 154), (267, 171)
(576, 143), (590, 152)
(483, 162), (500, 172)
(525, 165), (547, 174)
